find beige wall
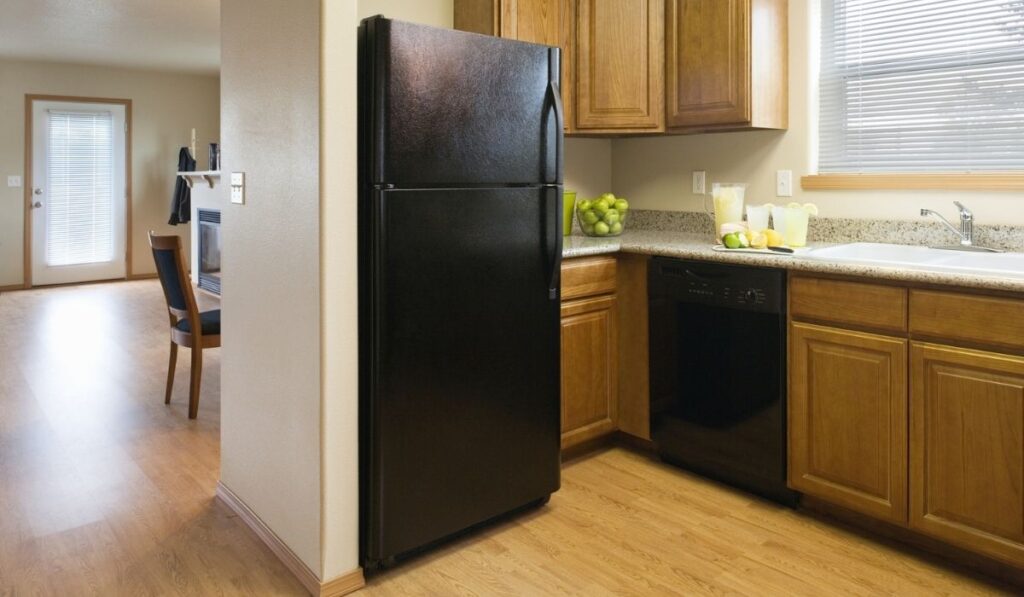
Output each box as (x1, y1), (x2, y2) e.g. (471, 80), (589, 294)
(613, 0), (1023, 225)
(565, 138), (613, 199)
(0, 59), (219, 286)
(220, 0), (323, 574)
(321, 0), (361, 581)
(357, 0), (453, 26)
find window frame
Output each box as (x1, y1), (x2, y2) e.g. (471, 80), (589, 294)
(804, 0), (1024, 191)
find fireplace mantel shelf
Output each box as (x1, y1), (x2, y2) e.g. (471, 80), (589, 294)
(177, 171), (220, 189)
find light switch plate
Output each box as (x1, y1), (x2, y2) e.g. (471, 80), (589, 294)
(776, 170), (793, 197)
(230, 172), (245, 205)
(692, 171), (706, 195)
(7, 176), (21, 188)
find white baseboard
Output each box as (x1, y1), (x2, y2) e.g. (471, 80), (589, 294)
(215, 482), (365, 596)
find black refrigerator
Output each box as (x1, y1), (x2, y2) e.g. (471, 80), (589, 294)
(357, 16), (563, 570)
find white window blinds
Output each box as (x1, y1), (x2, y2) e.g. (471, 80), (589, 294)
(819, 0), (1024, 173)
(46, 109), (115, 266)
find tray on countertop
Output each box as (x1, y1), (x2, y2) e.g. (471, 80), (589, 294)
(711, 245), (810, 256)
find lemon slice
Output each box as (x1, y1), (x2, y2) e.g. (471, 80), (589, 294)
(762, 203), (775, 211)
(787, 202), (802, 209)
(802, 203), (819, 216)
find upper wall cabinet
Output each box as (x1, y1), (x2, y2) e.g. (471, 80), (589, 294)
(454, 0), (574, 133)
(456, 0), (787, 136)
(665, 0), (787, 132)
(574, 0), (665, 133)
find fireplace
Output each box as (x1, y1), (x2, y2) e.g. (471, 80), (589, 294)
(197, 209), (221, 295)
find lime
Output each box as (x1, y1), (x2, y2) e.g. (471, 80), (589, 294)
(723, 233), (741, 249)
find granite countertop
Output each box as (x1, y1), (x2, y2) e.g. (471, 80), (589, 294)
(562, 230), (1024, 293)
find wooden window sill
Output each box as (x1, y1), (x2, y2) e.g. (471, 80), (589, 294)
(801, 173), (1024, 191)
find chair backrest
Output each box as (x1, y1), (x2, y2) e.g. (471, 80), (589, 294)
(148, 232), (199, 329)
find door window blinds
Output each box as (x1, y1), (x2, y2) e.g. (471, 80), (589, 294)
(46, 109), (115, 266)
(819, 0), (1024, 173)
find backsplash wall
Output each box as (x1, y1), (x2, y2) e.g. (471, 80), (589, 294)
(611, 0), (1022, 225)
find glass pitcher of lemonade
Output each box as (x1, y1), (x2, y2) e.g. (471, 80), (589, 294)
(709, 183), (746, 238)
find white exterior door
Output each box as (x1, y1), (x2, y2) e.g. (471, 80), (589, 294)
(31, 100), (127, 286)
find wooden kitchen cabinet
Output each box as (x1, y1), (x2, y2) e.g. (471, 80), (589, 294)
(454, 0), (574, 133)
(561, 293), (618, 449)
(574, 0), (664, 133)
(559, 256), (618, 450)
(665, 0), (787, 132)
(789, 322), (909, 524)
(911, 342), (1024, 566)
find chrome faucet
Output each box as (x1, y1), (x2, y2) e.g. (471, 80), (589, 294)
(920, 201), (975, 248)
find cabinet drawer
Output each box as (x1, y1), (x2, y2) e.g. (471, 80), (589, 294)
(910, 290), (1024, 352)
(791, 277), (907, 333)
(561, 256), (617, 300)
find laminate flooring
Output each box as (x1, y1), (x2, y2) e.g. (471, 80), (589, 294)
(0, 281), (1016, 596)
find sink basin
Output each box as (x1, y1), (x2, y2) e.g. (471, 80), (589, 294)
(802, 243), (1024, 278)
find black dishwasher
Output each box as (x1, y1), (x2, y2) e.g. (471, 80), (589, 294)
(648, 257), (798, 506)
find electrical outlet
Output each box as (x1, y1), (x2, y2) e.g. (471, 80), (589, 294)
(7, 176), (21, 188)
(230, 172), (245, 205)
(776, 170), (793, 197)
(692, 171), (706, 195)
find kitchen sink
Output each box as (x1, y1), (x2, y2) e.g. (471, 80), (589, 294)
(802, 243), (1024, 278)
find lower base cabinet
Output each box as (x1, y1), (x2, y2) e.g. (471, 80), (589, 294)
(911, 342), (1024, 566)
(788, 323), (908, 524)
(790, 276), (1024, 569)
(560, 294), (618, 449)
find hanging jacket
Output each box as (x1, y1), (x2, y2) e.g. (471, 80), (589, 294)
(169, 147), (196, 225)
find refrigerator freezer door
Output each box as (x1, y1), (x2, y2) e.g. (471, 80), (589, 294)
(362, 187), (561, 564)
(364, 18), (561, 186)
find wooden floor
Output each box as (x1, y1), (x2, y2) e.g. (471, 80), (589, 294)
(0, 281), (306, 596)
(0, 281), (1017, 596)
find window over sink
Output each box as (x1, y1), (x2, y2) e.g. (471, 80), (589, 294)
(804, 0), (1024, 190)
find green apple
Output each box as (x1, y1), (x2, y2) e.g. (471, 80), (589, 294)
(577, 199), (592, 212)
(603, 209), (620, 225)
(594, 221), (610, 236)
(593, 201), (609, 216)
(610, 222), (623, 235)
(599, 192), (616, 202)
(581, 210), (599, 225)
(582, 223), (596, 235)
(614, 199), (629, 212)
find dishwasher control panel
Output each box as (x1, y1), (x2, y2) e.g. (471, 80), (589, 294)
(648, 257), (785, 314)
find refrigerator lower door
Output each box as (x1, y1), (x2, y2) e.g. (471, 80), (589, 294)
(362, 187), (561, 566)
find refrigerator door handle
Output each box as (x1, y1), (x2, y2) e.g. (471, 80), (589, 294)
(545, 185), (562, 300)
(547, 81), (564, 184)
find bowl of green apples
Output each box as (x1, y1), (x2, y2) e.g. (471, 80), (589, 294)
(576, 193), (629, 237)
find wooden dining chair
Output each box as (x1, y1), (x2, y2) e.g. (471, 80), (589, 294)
(149, 231), (221, 419)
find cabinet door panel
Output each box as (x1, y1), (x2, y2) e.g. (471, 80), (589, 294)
(911, 342), (1024, 566)
(561, 294), (618, 449)
(666, 0), (750, 128)
(575, 0), (664, 131)
(789, 323), (908, 523)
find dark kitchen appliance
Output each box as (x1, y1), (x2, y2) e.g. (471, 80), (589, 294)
(358, 16), (563, 570)
(648, 258), (798, 506)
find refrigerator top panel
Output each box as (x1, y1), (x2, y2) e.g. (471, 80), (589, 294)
(362, 16), (561, 187)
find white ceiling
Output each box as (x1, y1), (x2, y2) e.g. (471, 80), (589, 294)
(0, 0), (220, 74)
